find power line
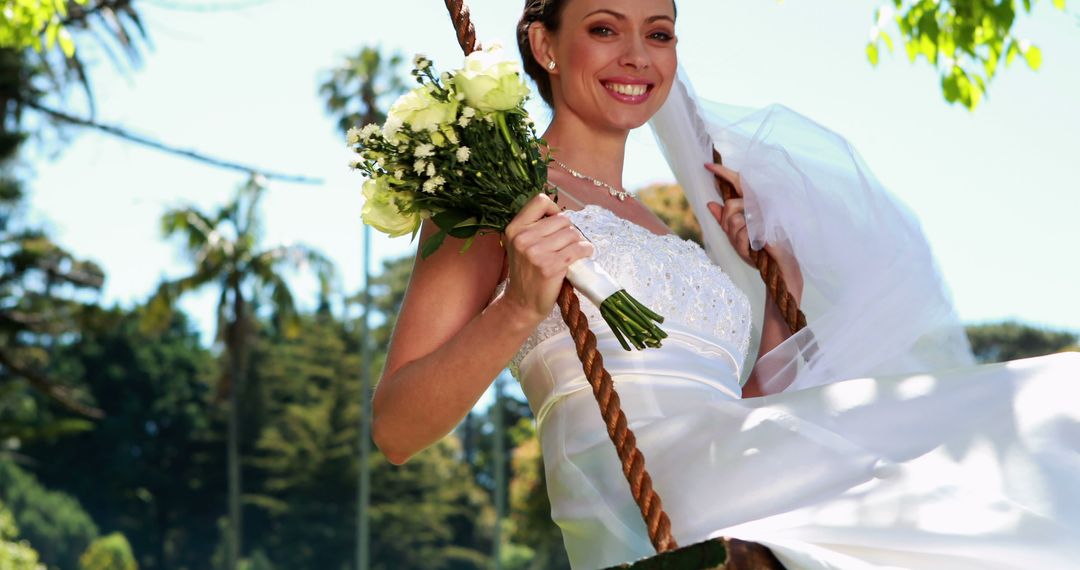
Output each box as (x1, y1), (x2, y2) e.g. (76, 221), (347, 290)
(22, 99), (324, 185)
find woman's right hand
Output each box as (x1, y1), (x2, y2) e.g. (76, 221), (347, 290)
(501, 193), (595, 326)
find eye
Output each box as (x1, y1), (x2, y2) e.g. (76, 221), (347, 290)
(649, 30), (675, 42)
(589, 25), (615, 37)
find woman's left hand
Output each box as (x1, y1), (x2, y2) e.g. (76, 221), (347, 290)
(703, 162), (803, 301)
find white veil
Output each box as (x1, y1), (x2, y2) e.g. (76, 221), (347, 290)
(648, 67), (975, 393)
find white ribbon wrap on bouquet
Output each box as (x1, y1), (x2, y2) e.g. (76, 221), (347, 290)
(649, 67), (975, 393)
(566, 257), (622, 307)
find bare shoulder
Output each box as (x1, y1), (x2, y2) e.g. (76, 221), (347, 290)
(382, 219), (505, 378)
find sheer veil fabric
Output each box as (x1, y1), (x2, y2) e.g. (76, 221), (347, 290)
(648, 67), (975, 393)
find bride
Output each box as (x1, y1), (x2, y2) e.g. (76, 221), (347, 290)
(371, 0), (1080, 568)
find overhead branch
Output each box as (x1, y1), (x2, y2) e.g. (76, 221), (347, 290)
(0, 350), (105, 419)
(23, 99), (324, 185)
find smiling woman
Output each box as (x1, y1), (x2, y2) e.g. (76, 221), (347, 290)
(371, 1), (1080, 569)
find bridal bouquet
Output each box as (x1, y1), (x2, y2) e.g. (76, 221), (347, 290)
(347, 46), (666, 350)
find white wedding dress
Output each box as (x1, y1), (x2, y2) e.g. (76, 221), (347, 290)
(492, 203), (1080, 570)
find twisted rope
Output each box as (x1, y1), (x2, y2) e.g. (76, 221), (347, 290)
(711, 149), (806, 334)
(443, 0), (480, 54)
(442, 1), (795, 559)
(557, 282), (678, 553)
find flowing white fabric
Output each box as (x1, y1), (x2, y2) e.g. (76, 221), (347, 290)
(504, 205), (1080, 570)
(648, 68), (975, 392)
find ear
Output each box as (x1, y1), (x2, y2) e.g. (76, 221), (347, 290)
(527, 21), (558, 75)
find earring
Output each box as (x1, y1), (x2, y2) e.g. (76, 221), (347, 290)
(547, 60), (556, 71)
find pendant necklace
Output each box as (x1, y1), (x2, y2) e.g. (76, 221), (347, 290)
(551, 157), (631, 202)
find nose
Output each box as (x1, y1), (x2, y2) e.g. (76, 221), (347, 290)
(618, 36), (650, 70)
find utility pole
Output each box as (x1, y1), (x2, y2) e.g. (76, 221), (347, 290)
(357, 225), (373, 570)
(492, 376), (506, 570)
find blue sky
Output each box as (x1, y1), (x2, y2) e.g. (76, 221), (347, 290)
(22, 0), (1080, 354)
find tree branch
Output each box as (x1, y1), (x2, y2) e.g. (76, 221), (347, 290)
(0, 349), (105, 419)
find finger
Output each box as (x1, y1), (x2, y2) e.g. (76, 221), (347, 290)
(721, 199), (744, 234)
(704, 162), (744, 198)
(707, 201), (723, 224)
(561, 240), (596, 266)
(528, 210), (574, 239)
(734, 225), (751, 259)
(507, 193), (561, 235)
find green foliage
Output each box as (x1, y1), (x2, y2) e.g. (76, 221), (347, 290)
(20, 306), (221, 570)
(243, 313), (494, 569)
(637, 183), (703, 247)
(320, 46), (408, 136)
(0, 0), (87, 57)
(507, 419), (571, 570)
(0, 460), (98, 570)
(867, 0), (1068, 109)
(79, 533), (136, 570)
(965, 320), (1078, 363)
(0, 499), (45, 570)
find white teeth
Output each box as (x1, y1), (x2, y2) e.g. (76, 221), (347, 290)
(604, 82), (648, 96)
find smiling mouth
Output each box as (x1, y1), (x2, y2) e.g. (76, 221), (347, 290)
(602, 81), (653, 97)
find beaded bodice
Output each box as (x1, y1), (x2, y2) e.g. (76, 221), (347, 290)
(492, 204), (752, 378)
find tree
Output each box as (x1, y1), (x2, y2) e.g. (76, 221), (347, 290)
(0, 498), (47, 570)
(144, 174), (333, 570)
(0, 460), (99, 570)
(79, 533), (137, 570)
(965, 320), (1078, 363)
(320, 46), (408, 137)
(866, 0), (1071, 109)
(21, 305), (222, 570)
(636, 183), (703, 247)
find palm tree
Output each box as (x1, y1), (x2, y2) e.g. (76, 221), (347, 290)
(144, 173), (333, 570)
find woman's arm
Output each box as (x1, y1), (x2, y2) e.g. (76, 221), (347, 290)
(704, 163), (803, 397)
(373, 193), (592, 465)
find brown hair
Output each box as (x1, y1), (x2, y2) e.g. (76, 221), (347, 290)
(516, 0), (677, 107)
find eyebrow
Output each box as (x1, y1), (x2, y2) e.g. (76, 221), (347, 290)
(584, 9), (675, 24)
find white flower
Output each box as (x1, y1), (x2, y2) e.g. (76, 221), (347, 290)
(458, 115), (471, 128)
(383, 114), (404, 138)
(414, 143), (435, 158)
(413, 54), (431, 71)
(361, 177), (420, 238)
(414, 159), (427, 174)
(346, 126), (363, 146)
(456, 147), (471, 162)
(376, 157), (386, 167)
(426, 162), (436, 176)
(387, 84), (459, 133)
(394, 169), (404, 180)
(360, 123), (381, 140)
(453, 45), (531, 112)
(422, 175), (446, 194)
(462, 107), (477, 119)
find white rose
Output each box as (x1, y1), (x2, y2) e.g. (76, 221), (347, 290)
(453, 47), (531, 112)
(361, 177), (420, 238)
(387, 85), (460, 133)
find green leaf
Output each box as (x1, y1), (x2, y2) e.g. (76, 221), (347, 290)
(1006, 40), (1020, 66)
(1025, 45), (1042, 70)
(420, 229), (447, 259)
(867, 42), (880, 66)
(880, 30), (895, 52)
(58, 28), (75, 58)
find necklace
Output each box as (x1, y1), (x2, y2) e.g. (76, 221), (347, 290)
(551, 157), (631, 202)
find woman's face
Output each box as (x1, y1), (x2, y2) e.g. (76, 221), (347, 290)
(546, 0), (678, 131)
